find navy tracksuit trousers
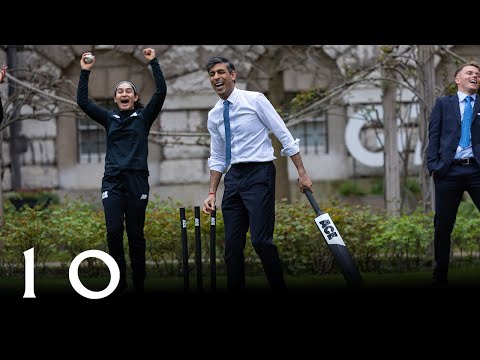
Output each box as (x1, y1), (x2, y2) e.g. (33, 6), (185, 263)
(101, 171), (149, 292)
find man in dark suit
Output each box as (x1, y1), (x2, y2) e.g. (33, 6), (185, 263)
(427, 61), (480, 286)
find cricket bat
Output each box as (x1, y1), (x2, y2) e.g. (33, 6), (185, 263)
(304, 189), (363, 286)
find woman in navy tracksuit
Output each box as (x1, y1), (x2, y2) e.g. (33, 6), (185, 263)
(77, 48), (167, 294)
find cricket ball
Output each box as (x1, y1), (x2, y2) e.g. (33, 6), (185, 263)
(83, 54), (95, 64)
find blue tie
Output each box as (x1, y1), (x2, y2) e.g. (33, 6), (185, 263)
(459, 95), (473, 149)
(223, 100), (231, 168)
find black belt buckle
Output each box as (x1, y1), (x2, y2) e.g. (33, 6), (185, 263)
(456, 158), (470, 165)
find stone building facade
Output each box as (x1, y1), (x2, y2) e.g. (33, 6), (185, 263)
(0, 45), (476, 205)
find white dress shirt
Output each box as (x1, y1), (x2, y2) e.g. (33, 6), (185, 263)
(207, 87), (300, 173)
(455, 91), (476, 159)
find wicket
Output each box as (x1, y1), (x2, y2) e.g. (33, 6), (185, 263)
(179, 206), (217, 292)
(179, 207), (189, 291)
(194, 206), (203, 291)
(210, 209), (216, 291)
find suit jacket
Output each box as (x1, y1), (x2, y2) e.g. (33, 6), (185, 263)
(427, 94), (480, 178)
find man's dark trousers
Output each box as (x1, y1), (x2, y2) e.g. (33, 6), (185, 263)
(433, 160), (480, 284)
(222, 161), (286, 291)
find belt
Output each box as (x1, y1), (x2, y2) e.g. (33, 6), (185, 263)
(230, 161), (273, 169)
(452, 157), (476, 165)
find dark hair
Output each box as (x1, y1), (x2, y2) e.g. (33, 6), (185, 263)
(134, 99), (144, 109)
(205, 56), (235, 73)
(114, 80), (144, 109)
(454, 62), (480, 78)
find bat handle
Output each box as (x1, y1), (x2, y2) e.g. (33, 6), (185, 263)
(304, 189), (323, 216)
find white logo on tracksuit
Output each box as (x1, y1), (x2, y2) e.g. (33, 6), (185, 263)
(102, 191), (108, 199)
(140, 194), (147, 200)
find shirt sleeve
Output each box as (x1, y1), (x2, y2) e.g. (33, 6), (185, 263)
(207, 111), (228, 173)
(255, 93), (300, 156)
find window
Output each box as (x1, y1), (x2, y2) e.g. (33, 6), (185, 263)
(289, 112), (328, 155)
(77, 99), (114, 163)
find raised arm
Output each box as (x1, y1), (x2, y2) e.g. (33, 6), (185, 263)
(0, 65), (6, 125)
(76, 52), (108, 127)
(141, 48), (167, 129)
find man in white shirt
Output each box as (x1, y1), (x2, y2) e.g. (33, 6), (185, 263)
(202, 56), (313, 291)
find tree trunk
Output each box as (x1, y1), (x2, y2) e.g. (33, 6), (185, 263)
(382, 66), (401, 216)
(417, 45), (436, 213)
(268, 67), (290, 203)
(7, 45), (22, 190)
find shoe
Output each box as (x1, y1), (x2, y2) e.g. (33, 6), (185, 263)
(133, 281), (144, 295)
(112, 279), (128, 296)
(431, 280), (448, 288)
